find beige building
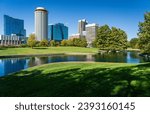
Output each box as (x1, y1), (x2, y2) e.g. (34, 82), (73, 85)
(35, 7), (48, 41)
(86, 23), (99, 47)
(78, 19), (88, 35)
(0, 34), (22, 46)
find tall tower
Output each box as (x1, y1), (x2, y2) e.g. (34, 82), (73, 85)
(35, 7), (48, 41)
(78, 19), (88, 35)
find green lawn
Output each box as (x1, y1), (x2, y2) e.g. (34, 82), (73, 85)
(0, 62), (150, 97)
(0, 47), (98, 56)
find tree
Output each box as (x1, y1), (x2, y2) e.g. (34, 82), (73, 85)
(61, 40), (68, 46)
(35, 41), (40, 47)
(94, 25), (111, 50)
(94, 25), (127, 51)
(73, 38), (80, 46)
(70, 38), (87, 47)
(110, 27), (127, 51)
(138, 12), (150, 53)
(55, 41), (60, 46)
(80, 38), (88, 47)
(40, 39), (49, 47)
(50, 40), (56, 47)
(66, 39), (74, 46)
(130, 38), (139, 49)
(27, 34), (36, 48)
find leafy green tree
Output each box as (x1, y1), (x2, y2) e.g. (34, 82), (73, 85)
(130, 38), (139, 49)
(138, 12), (150, 53)
(94, 25), (127, 51)
(73, 38), (80, 46)
(55, 41), (60, 46)
(110, 27), (127, 51)
(94, 25), (111, 50)
(27, 34), (36, 48)
(40, 39), (49, 47)
(61, 40), (68, 46)
(66, 39), (74, 46)
(80, 38), (88, 47)
(35, 41), (40, 47)
(50, 40), (56, 47)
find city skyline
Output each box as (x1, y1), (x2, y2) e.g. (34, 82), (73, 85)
(0, 0), (150, 40)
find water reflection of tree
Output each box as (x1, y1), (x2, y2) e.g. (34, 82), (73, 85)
(94, 52), (127, 63)
(130, 52), (139, 59)
(50, 55), (68, 63)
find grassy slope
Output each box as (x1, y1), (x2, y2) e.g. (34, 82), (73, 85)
(0, 62), (150, 97)
(0, 47), (98, 56)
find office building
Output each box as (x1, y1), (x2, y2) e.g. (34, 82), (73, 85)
(78, 19), (88, 35)
(48, 23), (68, 41)
(0, 34), (24, 45)
(35, 7), (48, 41)
(86, 23), (99, 47)
(4, 15), (26, 37)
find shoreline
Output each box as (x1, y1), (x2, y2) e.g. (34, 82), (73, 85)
(0, 52), (97, 58)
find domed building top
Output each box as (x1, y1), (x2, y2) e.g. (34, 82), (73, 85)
(35, 7), (48, 12)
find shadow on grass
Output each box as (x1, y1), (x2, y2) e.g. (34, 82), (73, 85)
(0, 63), (150, 97)
(0, 48), (7, 50)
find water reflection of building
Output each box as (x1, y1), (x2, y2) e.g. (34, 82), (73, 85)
(127, 52), (140, 63)
(0, 59), (4, 77)
(3, 58), (26, 75)
(28, 57), (49, 67)
(86, 54), (94, 61)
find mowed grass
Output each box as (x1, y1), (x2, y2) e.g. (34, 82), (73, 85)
(0, 62), (150, 97)
(0, 47), (98, 56)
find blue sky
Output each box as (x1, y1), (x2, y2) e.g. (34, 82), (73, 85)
(0, 0), (150, 40)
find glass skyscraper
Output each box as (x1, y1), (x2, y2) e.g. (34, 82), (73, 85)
(4, 15), (26, 37)
(48, 23), (68, 41)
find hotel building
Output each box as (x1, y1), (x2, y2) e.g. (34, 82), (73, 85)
(4, 15), (26, 37)
(0, 15), (26, 46)
(35, 7), (48, 41)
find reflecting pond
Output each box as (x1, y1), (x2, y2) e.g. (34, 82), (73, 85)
(0, 51), (148, 77)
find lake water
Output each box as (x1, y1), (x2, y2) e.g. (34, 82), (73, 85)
(0, 51), (148, 77)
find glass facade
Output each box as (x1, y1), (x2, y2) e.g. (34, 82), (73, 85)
(4, 15), (26, 37)
(48, 23), (68, 41)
